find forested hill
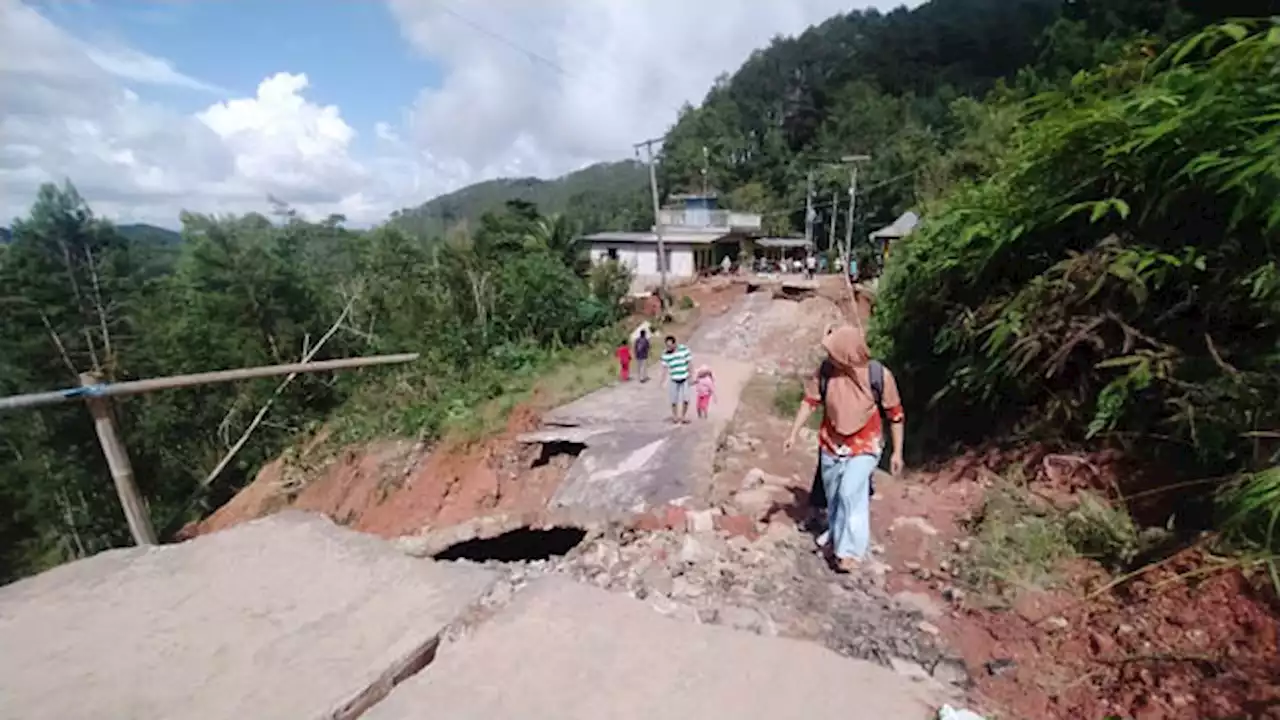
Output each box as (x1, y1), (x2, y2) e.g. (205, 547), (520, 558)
(390, 160), (651, 239)
(657, 0), (1248, 242)
(1, 223), (176, 247)
(116, 223), (181, 246)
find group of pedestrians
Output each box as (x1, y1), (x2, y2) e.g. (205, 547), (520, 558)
(618, 318), (902, 575)
(617, 331), (715, 425)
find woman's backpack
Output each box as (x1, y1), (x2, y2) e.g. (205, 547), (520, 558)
(818, 358), (885, 411)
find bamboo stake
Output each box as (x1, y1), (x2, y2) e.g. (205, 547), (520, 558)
(80, 372), (158, 546)
(0, 353), (419, 412)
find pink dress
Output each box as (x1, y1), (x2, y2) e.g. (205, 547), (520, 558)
(694, 374), (715, 412)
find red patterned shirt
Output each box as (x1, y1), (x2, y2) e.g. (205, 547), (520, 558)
(803, 369), (905, 457)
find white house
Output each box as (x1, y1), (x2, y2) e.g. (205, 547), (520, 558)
(581, 193), (763, 289)
(585, 230), (711, 280)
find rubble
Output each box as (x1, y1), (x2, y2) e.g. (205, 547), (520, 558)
(446, 514), (962, 679)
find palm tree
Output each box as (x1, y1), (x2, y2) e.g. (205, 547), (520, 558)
(525, 213), (588, 275)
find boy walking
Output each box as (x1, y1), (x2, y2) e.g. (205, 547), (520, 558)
(660, 335), (693, 424)
(635, 330), (651, 382)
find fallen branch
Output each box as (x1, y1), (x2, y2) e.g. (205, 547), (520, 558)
(1204, 332), (1241, 377)
(197, 297), (355, 490)
(39, 312), (79, 380)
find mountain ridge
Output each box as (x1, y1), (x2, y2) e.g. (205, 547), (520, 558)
(390, 159), (652, 237)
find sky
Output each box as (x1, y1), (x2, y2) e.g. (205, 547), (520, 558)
(1, 0), (913, 228)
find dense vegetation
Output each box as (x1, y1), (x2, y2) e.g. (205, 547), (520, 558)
(659, 0), (1251, 257)
(0, 188), (630, 581)
(662, 0), (1278, 553)
(875, 20), (1280, 550)
(390, 160), (652, 240)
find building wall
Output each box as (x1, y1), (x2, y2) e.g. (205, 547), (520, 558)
(589, 243), (697, 279)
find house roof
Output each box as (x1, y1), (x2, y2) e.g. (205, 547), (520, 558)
(869, 211), (920, 240)
(582, 230), (726, 246)
(755, 237), (812, 249)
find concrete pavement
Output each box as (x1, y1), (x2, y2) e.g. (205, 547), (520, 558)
(0, 512), (496, 720)
(527, 348), (752, 518)
(365, 576), (940, 719)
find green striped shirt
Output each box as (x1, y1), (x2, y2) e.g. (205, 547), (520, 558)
(661, 345), (692, 382)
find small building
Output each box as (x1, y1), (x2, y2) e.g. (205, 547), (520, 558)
(754, 237), (812, 266)
(869, 211), (919, 263)
(585, 230), (718, 280)
(582, 193), (762, 288)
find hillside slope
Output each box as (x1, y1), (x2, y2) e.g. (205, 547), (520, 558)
(391, 160), (651, 238)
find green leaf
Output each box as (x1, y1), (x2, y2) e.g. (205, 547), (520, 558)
(1221, 23), (1249, 43)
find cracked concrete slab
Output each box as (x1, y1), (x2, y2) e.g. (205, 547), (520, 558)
(535, 352), (752, 517)
(364, 577), (940, 719)
(550, 425), (702, 513)
(0, 512), (496, 720)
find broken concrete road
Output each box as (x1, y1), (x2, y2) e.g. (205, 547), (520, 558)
(0, 512), (496, 720)
(0, 511), (945, 719)
(366, 576), (940, 719)
(525, 351), (752, 518)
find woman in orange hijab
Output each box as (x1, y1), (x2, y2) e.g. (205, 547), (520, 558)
(784, 324), (906, 572)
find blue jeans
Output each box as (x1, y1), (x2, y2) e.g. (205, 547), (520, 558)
(819, 452), (879, 560)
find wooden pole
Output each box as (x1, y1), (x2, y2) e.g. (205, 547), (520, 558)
(0, 353), (418, 547)
(0, 353), (419, 411)
(80, 373), (158, 546)
(636, 137), (668, 303)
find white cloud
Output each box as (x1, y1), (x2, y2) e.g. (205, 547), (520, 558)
(0, 0), (392, 226)
(1, 0), (913, 228)
(83, 44), (229, 94)
(388, 0), (910, 180)
(197, 73), (368, 202)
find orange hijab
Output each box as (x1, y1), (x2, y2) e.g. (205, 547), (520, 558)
(820, 325), (878, 435)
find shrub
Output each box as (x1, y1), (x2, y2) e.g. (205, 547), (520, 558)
(873, 23), (1280, 547)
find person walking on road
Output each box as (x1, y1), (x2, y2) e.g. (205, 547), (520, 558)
(693, 365), (716, 419)
(783, 325), (906, 573)
(634, 330), (651, 382)
(616, 339), (632, 382)
(660, 335), (693, 424)
(806, 328), (881, 541)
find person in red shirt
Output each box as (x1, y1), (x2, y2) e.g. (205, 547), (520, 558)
(783, 324), (906, 573)
(616, 340), (632, 382)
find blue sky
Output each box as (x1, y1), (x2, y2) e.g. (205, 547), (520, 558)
(33, 0), (442, 153)
(1, 0), (911, 227)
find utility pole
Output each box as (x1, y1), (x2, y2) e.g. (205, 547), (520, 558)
(842, 155), (871, 276)
(701, 145), (710, 196)
(804, 170), (815, 252)
(828, 191), (839, 253)
(636, 137), (668, 300)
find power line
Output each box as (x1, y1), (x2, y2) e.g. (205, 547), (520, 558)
(760, 168), (919, 219)
(434, 2), (575, 77)
(429, 2), (689, 133)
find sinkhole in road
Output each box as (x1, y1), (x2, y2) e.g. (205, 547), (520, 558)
(432, 526), (588, 563)
(531, 440), (587, 468)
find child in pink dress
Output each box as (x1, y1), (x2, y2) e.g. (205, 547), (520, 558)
(694, 365), (715, 419)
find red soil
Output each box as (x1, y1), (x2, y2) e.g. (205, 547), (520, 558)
(193, 397), (571, 541)
(881, 450), (1280, 720)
